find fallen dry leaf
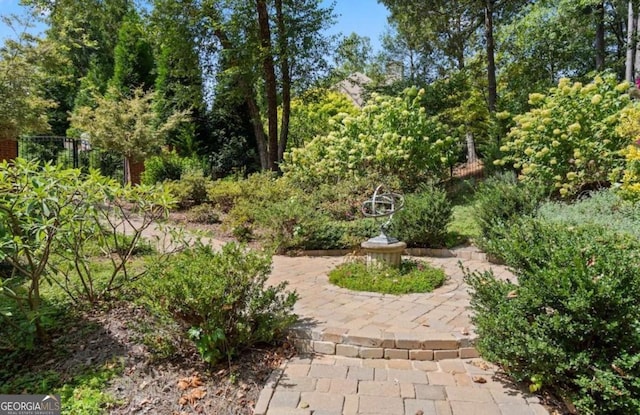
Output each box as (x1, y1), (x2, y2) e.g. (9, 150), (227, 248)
(178, 375), (204, 391)
(179, 387), (208, 407)
(468, 360), (491, 371)
(507, 290), (518, 299)
(191, 375), (204, 387)
(472, 376), (487, 384)
(177, 378), (191, 391)
(191, 388), (207, 400)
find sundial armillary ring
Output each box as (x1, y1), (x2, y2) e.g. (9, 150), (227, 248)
(361, 185), (405, 244)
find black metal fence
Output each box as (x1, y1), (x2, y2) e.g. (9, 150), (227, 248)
(18, 136), (124, 183)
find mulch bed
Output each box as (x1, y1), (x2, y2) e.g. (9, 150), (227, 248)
(3, 302), (292, 415)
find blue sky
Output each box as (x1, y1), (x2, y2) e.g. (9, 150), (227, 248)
(321, 0), (391, 52)
(0, 0), (390, 50)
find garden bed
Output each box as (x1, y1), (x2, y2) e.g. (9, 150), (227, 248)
(1, 302), (291, 415)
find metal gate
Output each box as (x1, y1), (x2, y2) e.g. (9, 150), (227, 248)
(18, 136), (125, 183)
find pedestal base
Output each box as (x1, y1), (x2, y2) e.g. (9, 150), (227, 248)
(361, 240), (407, 268)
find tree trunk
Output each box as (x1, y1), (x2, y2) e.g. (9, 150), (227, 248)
(625, 0), (636, 82)
(256, 0), (279, 171)
(212, 26), (269, 170)
(124, 157), (131, 185)
(627, 1), (635, 82)
(466, 130), (478, 163)
(275, 0), (291, 164)
(485, 0), (497, 113)
(246, 96), (269, 169)
(595, 1), (606, 71)
(636, 13), (640, 80)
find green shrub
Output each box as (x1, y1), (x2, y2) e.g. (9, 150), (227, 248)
(473, 172), (544, 258)
(206, 178), (243, 213)
(390, 184), (452, 248)
(616, 105), (640, 199)
(466, 219), (640, 414)
(329, 259), (446, 294)
(252, 197), (325, 253)
(496, 74), (632, 196)
(185, 203), (220, 224)
(288, 89), (360, 148)
(208, 173), (398, 251)
(337, 220), (381, 249)
(142, 151), (184, 184)
(309, 174), (403, 221)
(165, 170), (211, 209)
(142, 150), (205, 185)
(144, 243), (297, 364)
(222, 173), (300, 236)
(0, 159), (175, 343)
(252, 197), (378, 252)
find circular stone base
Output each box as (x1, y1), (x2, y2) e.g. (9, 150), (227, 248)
(361, 240), (407, 267)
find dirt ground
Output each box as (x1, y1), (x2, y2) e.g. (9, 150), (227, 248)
(106, 304), (294, 415)
(7, 302), (291, 415)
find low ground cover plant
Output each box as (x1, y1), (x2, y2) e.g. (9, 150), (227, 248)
(537, 188), (640, 238)
(329, 259), (446, 294)
(466, 218), (640, 414)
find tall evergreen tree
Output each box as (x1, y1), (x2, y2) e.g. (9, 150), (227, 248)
(108, 10), (155, 95)
(152, 0), (207, 156)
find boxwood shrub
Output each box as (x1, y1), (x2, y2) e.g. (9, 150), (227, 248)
(466, 219), (640, 414)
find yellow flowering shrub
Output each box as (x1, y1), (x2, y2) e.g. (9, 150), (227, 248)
(496, 74), (632, 196)
(287, 90), (359, 148)
(616, 105), (640, 200)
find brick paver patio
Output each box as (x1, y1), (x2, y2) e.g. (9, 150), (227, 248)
(254, 355), (549, 415)
(133, 222), (550, 414)
(254, 251), (551, 415)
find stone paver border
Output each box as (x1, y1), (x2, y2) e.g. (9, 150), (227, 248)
(255, 354), (549, 415)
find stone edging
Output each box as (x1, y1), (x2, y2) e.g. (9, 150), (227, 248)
(294, 246), (498, 263)
(287, 324), (480, 362)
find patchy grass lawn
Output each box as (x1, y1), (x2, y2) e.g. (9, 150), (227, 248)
(446, 202), (481, 246)
(329, 259), (446, 294)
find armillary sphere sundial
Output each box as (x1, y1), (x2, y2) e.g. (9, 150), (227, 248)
(361, 184), (405, 245)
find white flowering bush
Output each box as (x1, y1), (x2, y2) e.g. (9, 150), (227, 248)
(495, 74), (632, 196)
(281, 87), (459, 189)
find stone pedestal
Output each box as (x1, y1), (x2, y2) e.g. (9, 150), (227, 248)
(361, 240), (406, 268)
